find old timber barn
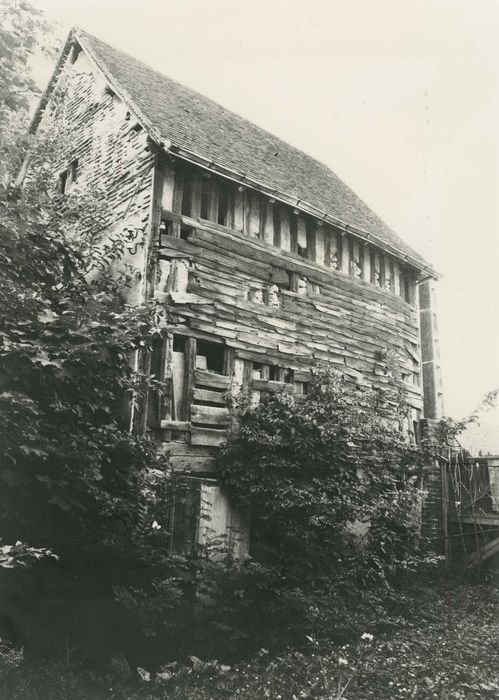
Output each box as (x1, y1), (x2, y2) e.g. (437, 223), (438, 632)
(30, 28), (443, 555)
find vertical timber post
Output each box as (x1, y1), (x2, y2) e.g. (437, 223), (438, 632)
(419, 278), (446, 558)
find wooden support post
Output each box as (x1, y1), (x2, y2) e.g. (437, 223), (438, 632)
(138, 349), (152, 435)
(406, 270), (416, 305)
(351, 239), (361, 278)
(190, 173), (202, 219)
(290, 213), (298, 254)
(393, 260), (401, 296)
(315, 223), (325, 265)
(233, 187), (245, 232)
(272, 206), (281, 247)
(208, 179), (219, 222)
(144, 159), (165, 302)
(306, 220), (316, 262)
(324, 228), (331, 267)
(263, 201), (274, 244)
(280, 207), (291, 250)
(330, 230), (339, 269)
(297, 216), (307, 254)
(161, 334), (174, 441)
(362, 243), (371, 282)
(172, 164), (184, 214)
(183, 337), (197, 441)
(249, 193), (261, 238)
(373, 251), (381, 287)
(379, 253), (386, 289)
(340, 233), (350, 274)
(419, 279), (443, 419)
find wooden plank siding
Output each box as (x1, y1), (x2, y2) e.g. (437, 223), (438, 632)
(156, 163), (424, 423)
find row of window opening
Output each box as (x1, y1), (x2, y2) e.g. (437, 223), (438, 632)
(177, 166), (417, 304)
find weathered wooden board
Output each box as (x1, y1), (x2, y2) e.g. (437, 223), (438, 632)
(160, 419), (191, 431)
(170, 454), (216, 472)
(191, 404), (230, 425)
(193, 387), (227, 404)
(250, 379), (293, 393)
(191, 426), (227, 447)
(195, 369), (231, 389)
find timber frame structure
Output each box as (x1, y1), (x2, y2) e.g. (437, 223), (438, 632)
(28, 28), (444, 554)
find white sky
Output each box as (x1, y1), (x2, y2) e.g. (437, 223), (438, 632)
(32, 0), (499, 423)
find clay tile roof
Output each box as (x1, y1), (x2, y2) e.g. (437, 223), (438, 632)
(72, 29), (433, 272)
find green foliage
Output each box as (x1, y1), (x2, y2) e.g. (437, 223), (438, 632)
(0, 541), (57, 569)
(1, 580), (497, 699)
(0, 0), (57, 182)
(0, 0), (172, 664)
(212, 367), (430, 647)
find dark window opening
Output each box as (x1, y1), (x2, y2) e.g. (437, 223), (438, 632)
(58, 159), (78, 194)
(273, 207), (281, 247)
(297, 244), (307, 259)
(268, 365), (279, 381)
(290, 215), (298, 253)
(252, 362), (265, 379)
(200, 178), (211, 220)
(196, 340), (225, 374)
(173, 335), (186, 353)
(404, 274), (412, 303)
(181, 177), (193, 216)
(70, 159), (78, 183)
(59, 170), (68, 194)
(305, 219), (316, 261)
(272, 268), (291, 291)
(131, 122), (142, 133)
(283, 368), (294, 384)
(218, 184), (234, 226)
(179, 224), (191, 241)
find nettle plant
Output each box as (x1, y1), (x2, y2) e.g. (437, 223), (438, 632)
(216, 365), (429, 646)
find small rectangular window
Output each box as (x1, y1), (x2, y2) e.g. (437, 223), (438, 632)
(200, 178), (211, 220)
(268, 365), (279, 381)
(196, 340), (225, 374)
(181, 177), (193, 216)
(59, 170), (68, 194)
(218, 183), (234, 226)
(58, 159), (78, 194)
(272, 207), (281, 247)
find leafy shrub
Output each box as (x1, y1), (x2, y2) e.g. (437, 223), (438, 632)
(212, 366), (431, 648)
